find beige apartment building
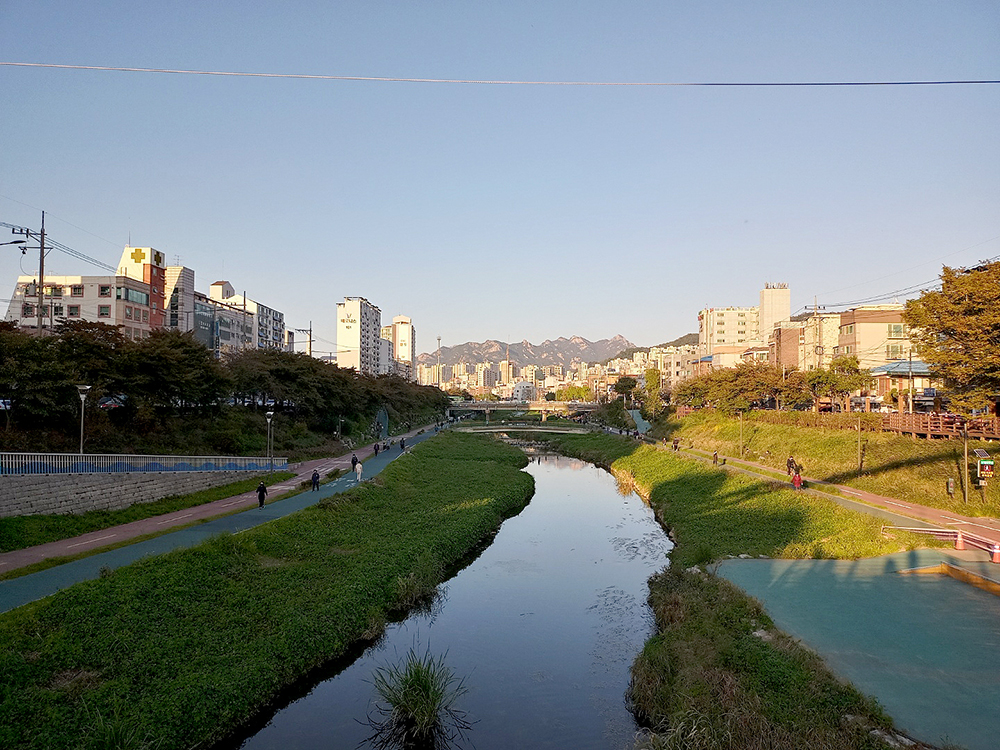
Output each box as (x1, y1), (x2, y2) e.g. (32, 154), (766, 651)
(834, 304), (912, 370)
(771, 311), (842, 371)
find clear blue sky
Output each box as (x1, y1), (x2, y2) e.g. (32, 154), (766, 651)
(2, 1), (997, 357)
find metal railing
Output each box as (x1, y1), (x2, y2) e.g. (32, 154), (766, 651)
(0, 452), (288, 476)
(882, 525), (999, 561)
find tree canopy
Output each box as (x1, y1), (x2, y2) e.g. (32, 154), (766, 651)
(0, 323), (448, 453)
(905, 261), (1000, 413)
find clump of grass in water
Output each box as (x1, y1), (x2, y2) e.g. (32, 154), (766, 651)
(366, 648), (471, 749)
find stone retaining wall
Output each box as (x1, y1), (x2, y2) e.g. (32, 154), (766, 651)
(0, 471), (268, 518)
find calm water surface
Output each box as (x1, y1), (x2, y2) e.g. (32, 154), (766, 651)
(236, 452), (672, 750)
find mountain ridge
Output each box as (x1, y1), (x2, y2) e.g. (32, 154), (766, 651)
(417, 335), (636, 369)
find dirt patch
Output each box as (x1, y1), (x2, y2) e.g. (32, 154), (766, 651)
(48, 668), (102, 696)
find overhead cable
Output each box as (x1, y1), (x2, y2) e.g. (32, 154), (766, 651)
(1, 62), (998, 87)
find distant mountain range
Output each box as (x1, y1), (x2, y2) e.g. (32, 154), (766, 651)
(417, 335), (636, 369)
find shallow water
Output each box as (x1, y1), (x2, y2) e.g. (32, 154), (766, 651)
(232, 453), (672, 750)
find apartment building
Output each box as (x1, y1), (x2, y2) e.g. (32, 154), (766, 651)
(209, 282), (286, 351)
(380, 315), (417, 380)
(834, 304), (912, 370)
(337, 297), (382, 375)
(771, 311), (842, 371)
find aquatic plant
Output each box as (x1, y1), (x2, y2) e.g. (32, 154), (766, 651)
(366, 648), (471, 749)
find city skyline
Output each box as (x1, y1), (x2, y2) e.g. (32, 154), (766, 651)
(2, 2), (997, 353)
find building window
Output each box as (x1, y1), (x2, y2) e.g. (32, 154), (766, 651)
(47, 286), (63, 298)
(842, 345), (853, 354)
(887, 323), (908, 339)
(68, 305), (80, 317)
(124, 307), (133, 320)
(53, 304), (64, 317)
(21, 304), (33, 317)
(142, 309), (148, 322)
(886, 344), (906, 360)
(99, 285), (112, 297)
(71, 285), (84, 297)
(98, 305), (111, 318)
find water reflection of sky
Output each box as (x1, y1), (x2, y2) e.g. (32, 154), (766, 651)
(234, 455), (672, 750)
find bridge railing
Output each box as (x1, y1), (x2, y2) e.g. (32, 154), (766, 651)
(0, 452), (288, 476)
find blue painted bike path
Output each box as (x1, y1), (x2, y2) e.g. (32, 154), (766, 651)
(0, 430), (439, 614)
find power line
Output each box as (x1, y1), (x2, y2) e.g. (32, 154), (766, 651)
(1, 221), (116, 272)
(2, 62), (998, 87)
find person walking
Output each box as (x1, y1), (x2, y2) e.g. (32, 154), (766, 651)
(400, 437), (406, 451)
(256, 481), (268, 508)
(712, 450), (718, 466)
(311, 470), (320, 491)
(792, 471), (803, 491)
(351, 453), (359, 471)
(374, 443), (380, 457)
(354, 461), (363, 482)
(786, 455), (796, 476)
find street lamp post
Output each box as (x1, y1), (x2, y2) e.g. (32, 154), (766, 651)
(76, 385), (91, 454)
(265, 411), (274, 474)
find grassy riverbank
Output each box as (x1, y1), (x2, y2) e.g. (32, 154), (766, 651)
(0, 432), (532, 750)
(0, 472), (296, 554)
(654, 410), (1000, 517)
(535, 433), (927, 749)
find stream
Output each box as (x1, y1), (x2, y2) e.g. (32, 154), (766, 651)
(229, 451), (673, 750)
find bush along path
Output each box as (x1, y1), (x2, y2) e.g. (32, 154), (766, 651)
(0, 431), (534, 750)
(535, 432), (939, 750)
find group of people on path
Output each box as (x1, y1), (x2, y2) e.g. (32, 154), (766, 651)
(257, 431), (417, 509)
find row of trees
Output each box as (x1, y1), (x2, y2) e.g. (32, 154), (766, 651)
(660, 357), (871, 414)
(0, 321), (448, 450)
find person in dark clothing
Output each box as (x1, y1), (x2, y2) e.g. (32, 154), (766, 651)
(351, 454), (359, 470)
(374, 443), (380, 456)
(256, 481), (268, 508)
(787, 455), (796, 476)
(311, 470), (320, 491)
(712, 450), (718, 466)
(400, 437), (406, 451)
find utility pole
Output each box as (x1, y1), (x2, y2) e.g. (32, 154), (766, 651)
(37, 211), (45, 334)
(857, 415), (862, 475)
(10, 212), (47, 334)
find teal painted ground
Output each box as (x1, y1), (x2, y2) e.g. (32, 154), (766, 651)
(627, 409), (651, 434)
(717, 550), (1000, 750)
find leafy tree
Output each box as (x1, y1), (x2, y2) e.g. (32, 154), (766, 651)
(555, 384), (590, 401)
(642, 368), (664, 417)
(544, 392), (556, 402)
(613, 376), (637, 399)
(905, 261), (1000, 414)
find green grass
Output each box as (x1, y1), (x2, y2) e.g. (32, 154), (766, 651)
(366, 648), (471, 749)
(654, 410), (1000, 517)
(0, 472), (295, 554)
(0, 432), (533, 750)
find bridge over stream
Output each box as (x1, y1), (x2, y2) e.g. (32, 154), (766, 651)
(446, 400), (599, 423)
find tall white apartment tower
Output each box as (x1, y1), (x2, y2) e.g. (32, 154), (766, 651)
(337, 297), (382, 374)
(758, 283), (791, 346)
(383, 315), (417, 381)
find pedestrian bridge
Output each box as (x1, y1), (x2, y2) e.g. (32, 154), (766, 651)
(446, 400), (599, 421)
(454, 424), (592, 435)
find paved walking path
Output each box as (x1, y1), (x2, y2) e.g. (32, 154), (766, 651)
(663, 442), (1000, 552)
(0, 425), (441, 613)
